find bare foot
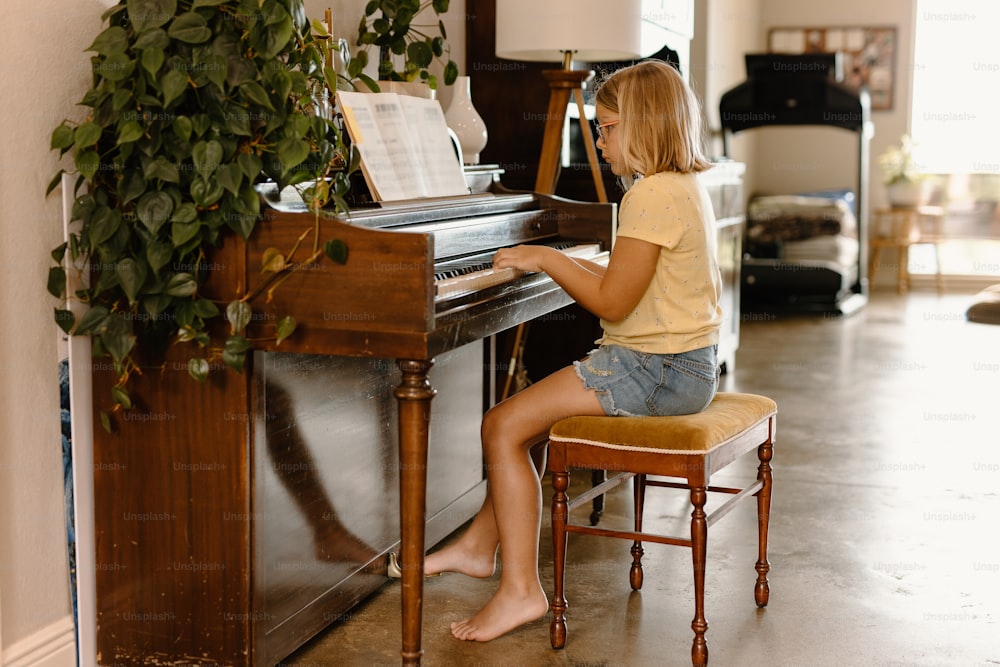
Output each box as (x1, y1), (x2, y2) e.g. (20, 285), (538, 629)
(424, 543), (497, 578)
(450, 585), (549, 641)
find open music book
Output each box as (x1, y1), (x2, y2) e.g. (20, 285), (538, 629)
(336, 91), (469, 202)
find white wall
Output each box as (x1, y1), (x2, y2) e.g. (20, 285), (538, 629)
(0, 0), (113, 662)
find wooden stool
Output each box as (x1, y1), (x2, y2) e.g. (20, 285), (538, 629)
(869, 205), (946, 293)
(547, 393), (777, 666)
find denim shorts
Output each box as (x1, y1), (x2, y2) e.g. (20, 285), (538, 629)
(573, 344), (720, 417)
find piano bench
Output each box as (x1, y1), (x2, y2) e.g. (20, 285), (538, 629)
(546, 392), (777, 666)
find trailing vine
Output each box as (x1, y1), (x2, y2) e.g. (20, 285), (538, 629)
(47, 0), (359, 430)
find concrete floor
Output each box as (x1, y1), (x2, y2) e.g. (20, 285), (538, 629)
(284, 291), (1000, 667)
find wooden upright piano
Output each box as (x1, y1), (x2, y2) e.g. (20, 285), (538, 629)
(89, 173), (616, 666)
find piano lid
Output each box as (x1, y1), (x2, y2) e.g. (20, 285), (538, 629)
(719, 53), (870, 134)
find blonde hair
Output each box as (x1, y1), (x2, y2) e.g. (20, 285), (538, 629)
(594, 59), (711, 187)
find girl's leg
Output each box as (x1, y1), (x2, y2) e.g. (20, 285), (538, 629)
(447, 365), (605, 641)
(423, 442), (547, 579)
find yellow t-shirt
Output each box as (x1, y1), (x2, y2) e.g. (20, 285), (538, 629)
(598, 171), (724, 354)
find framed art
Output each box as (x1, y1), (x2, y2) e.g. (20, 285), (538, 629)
(767, 26), (897, 110)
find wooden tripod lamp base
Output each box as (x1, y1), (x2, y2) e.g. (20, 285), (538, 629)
(534, 68), (608, 203)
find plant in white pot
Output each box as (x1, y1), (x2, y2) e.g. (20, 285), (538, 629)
(348, 0), (459, 95)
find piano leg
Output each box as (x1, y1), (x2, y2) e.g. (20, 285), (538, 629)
(394, 359), (437, 666)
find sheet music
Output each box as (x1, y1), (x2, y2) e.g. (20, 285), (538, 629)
(337, 91), (469, 201)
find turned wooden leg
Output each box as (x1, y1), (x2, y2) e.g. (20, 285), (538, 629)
(755, 438), (774, 607)
(550, 468), (570, 649)
(630, 473), (646, 591)
(394, 359), (436, 667)
(690, 486), (708, 667)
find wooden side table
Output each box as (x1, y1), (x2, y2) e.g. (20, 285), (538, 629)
(869, 205), (946, 293)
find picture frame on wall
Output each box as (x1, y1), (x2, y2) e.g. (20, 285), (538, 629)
(767, 26), (897, 111)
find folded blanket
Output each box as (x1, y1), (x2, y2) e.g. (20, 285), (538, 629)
(747, 195), (858, 244)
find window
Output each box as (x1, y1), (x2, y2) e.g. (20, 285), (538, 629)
(911, 0), (1000, 174)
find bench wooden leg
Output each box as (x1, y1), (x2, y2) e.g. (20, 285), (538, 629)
(630, 474), (646, 590)
(690, 486), (708, 666)
(755, 440), (773, 607)
(550, 469), (570, 649)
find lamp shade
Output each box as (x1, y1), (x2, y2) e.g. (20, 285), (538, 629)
(496, 0), (643, 64)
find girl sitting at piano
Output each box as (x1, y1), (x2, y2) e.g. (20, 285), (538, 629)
(424, 59), (724, 642)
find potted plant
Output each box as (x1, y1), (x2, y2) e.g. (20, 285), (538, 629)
(878, 134), (930, 207)
(47, 0), (358, 426)
(348, 0), (459, 94)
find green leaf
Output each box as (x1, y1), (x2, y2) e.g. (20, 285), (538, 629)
(190, 114), (210, 137)
(144, 156), (180, 182)
(111, 385), (133, 409)
(127, 0), (176, 32)
(116, 120), (145, 145)
(141, 47), (165, 76)
(216, 162), (243, 196)
(226, 299), (251, 334)
(260, 247), (285, 273)
(167, 12), (212, 43)
(223, 105), (251, 136)
(164, 272), (198, 297)
(324, 239), (348, 264)
(146, 240), (174, 272)
(188, 357), (210, 382)
(237, 152), (262, 180)
(257, 12), (294, 60)
(171, 219), (200, 246)
(171, 202), (197, 223)
(55, 309), (76, 335)
(97, 53), (135, 82)
(86, 26), (129, 55)
(190, 177), (224, 207)
(136, 191), (174, 234)
(192, 298), (219, 318)
(276, 136), (309, 171)
(133, 27), (170, 50)
(238, 81), (274, 110)
(47, 266), (67, 298)
(160, 68), (188, 107)
(192, 0), (226, 6)
(191, 140), (223, 178)
(73, 305), (110, 336)
(100, 411), (112, 433)
(74, 122), (102, 150)
(76, 150), (101, 180)
(406, 40), (432, 68)
(443, 59), (458, 86)
(88, 207), (121, 245)
(172, 115), (192, 142)
(51, 124), (75, 150)
(111, 88), (133, 111)
(222, 334), (252, 372)
(115, 257), (147, 303)
(142, 293), (171, 317)
(275, 315), (296, 346)
(100, 314), (136, 364)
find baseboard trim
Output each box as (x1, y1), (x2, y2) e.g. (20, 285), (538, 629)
(2, 616), (76, 667)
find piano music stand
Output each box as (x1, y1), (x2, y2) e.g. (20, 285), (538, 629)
(535, 65), (608, 203)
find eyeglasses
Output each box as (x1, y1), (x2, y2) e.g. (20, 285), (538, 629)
(594, 119), (619, 140)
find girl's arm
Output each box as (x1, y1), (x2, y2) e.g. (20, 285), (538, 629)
(492, 237), (659, 322)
